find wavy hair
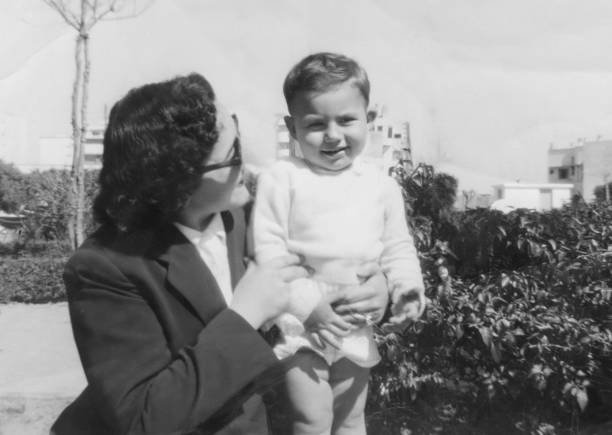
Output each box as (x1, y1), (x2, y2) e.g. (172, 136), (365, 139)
(283, 52), (370, 112)
(93, 73), (218, 232)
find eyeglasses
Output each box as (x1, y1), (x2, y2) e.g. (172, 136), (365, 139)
(201, 113), (242, 174)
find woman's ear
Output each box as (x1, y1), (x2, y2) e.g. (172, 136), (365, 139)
(284, 115), (297, 139)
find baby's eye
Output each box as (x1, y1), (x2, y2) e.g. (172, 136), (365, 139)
(307, 121), (325, 130)
(339, 117), (356, 125)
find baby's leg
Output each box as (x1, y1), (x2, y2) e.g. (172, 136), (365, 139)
(329, 358), (370, 435)
(285, 350), (334, 435)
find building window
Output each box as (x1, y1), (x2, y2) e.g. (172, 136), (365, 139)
(549, 169), (554, 175)
(558, 168), (569, 179)
(388, 127), (392, 138)
(394, 133), (401, 138)
(377, 126), (383, 132)
(571, 166), (575, 175)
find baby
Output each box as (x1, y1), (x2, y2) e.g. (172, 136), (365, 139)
(253, 52), (425, 435)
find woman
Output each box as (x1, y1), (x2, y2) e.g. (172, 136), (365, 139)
(51, 73), (388, 435)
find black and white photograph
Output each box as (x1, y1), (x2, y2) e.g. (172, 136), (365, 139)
(1, 1), (611, 434)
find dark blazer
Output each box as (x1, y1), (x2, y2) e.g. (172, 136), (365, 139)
(51, 209), (283, 435)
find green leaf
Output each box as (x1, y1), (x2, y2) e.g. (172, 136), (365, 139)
(501, 275), (510, 288)
(479, 327), (492, 348)
(490, 343), (501, 364)
(576, 389), (588, 411)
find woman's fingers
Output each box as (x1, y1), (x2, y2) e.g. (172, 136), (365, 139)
(338, 309), (382, 326)
(278, 265), (310, 282)
(335, 299), (381, 315)
(325, 322), (352, 338)
(318, 330), (342, 350)
(266, 254), (303, 268)
(339, 306), (384, 324)
(328, 315), (354, 333)
(310, 332), (324, 349)
(355, 261), (380, 282)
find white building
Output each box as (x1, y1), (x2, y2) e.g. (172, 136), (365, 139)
(275, 115), (293, 159)
(548, 139), (612, 202)
(491, 183), (574, 212)
(35, 124), (105, 172)
(366, 107), (412, 173)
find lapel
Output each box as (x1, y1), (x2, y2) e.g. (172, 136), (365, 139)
(222, 209), (247, 289)
(154, 209), (246, 325)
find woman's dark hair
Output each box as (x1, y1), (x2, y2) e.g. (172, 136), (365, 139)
(93, 73), (218, 232)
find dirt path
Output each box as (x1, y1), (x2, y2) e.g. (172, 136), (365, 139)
(0, 303), (86, 435)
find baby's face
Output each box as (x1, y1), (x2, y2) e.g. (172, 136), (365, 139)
(286, 81), (368, 172)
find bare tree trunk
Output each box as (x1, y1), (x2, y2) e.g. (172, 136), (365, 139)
(69, 31), (85, 250)
(75, 32), (90, 247)
(43, 0), (152, 249)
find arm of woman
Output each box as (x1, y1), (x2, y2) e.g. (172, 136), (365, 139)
(65, 247), (285, 435)
(332, 263), (389, 325)
(303, 263), (389, 348)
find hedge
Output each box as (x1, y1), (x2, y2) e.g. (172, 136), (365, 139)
(367, 202), (612, 433)
(0, 255), (67, 303)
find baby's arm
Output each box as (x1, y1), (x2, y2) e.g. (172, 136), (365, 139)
(252, 166), (324, 331)
(252, 166), (292, 262)
(380, 178), (426, 324)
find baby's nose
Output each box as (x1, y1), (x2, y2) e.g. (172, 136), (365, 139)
(324, 124), (341, 142)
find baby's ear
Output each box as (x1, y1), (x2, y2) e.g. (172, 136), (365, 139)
(366, 109), (377, 124)
(284, 115), (297, 139)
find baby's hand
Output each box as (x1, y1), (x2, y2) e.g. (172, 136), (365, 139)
(389, 288), (424, 325)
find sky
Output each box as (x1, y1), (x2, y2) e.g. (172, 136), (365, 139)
(1, 0), (612, 192)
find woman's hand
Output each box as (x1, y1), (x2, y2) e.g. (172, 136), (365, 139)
(303, 299), (353, 350)
(230, 254), (308, 329)
(332, 262), (389, 327)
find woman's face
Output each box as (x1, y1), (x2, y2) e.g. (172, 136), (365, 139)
(184, 103), (250, 228)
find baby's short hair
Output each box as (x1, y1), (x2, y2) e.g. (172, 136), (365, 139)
(283, 52), (370, 112)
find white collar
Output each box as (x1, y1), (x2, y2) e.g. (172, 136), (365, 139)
(293, 156), (367, 176)
(174, 213), (226, 245)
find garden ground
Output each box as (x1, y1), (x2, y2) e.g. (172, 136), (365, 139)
(2, 303), (611, 435)
(0, 303), (84, 435)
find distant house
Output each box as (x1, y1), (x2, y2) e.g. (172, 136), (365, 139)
(365, 107), (412, 173)
(492, 183), (573, 212)
(35, 124), (105, 172)
(548, 139), (612, 202)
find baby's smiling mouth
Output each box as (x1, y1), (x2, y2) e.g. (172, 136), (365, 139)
(321, 147), (348, 156)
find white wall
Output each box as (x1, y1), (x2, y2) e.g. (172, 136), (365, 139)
(552, 188), (572, 208)
(503, 187), (541, 210)
(496, 183), (573, 211)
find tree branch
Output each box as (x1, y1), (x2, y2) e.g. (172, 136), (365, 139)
(42, 0), (81, 29)
(86, 0), (120, 28)
(100, 0), (154, 22)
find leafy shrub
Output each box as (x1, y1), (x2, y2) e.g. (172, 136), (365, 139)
(0, 256), (67, 303)
(0, 161), (99, 251)
(19, 169), (99, 244)
(369, 165), (612, 433)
